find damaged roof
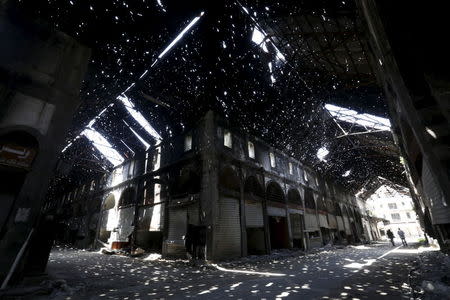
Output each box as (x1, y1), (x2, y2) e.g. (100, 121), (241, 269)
(15, 0), (406, 192)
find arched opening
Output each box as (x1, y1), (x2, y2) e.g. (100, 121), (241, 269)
(287, 189), (302, 205)
(266, 182), (288, 249)
(334, 202), (346, 241)
(171, 168), (201, 197)
(219, 166), (240, 193)
(244, 176), (265, 254)
(334, 202), (343, 216)
(99, 193), (116, 243)
(244, 176), (264, 199)
(325, 200), (338, 244)
(0, 131), (39, 235)
(103, 194), (116, 210)
(119, 187), (135, 207)
(304, 188), (316, 210)
(138, 179), (167, 252)
(317, 197), (327, 212)
(287, 188), (304, 249)
(266, 181), (284, 203)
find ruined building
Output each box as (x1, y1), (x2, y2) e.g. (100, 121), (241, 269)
(46, 112), (373, 260)
(0, 0), (449, 294)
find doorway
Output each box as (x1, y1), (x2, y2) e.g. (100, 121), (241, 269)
(268, 216), (289, 249)
(246, 227), (266, 254)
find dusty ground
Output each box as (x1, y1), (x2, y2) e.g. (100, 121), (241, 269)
(5, 242), (443, 299)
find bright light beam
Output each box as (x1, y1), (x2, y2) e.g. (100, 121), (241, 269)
(117, 95), (162, 141)
(61, 11), (205, 154)
(325, 104), (391, 131)
(158, 11), (205, 59)
(81, 128), (124, 166)
(123, 120), (151, 149)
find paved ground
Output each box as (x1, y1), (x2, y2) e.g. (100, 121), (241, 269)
(34, 242), (422, 299)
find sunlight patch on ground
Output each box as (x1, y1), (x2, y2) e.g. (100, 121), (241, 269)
(343, 246), (401, 270)
(212, 264), (286, 277)
(143, 253), (162, 261)
(350, 245), (370, 250)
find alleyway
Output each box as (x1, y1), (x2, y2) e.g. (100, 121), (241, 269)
(31, 242), (425, 299)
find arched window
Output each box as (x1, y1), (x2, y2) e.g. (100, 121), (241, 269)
(103, 194), (115, 210)
(119, 187), (135, 207)
(224, 129), (232, 148)
(244, 176), (264, 199)
(247, 141), (255, 159)
(266, 182), (284, 203)
(172, 168), (201, 196)
(326, 200), (336, 214)
(334, 202), (342, 216)
(287, 189), (302, 205)
(269, 152), (276, 168)
(343, 206), (351, 217)
(219, 166), (240, 192)
(304, 188), (315, 209)
(184, 134), (193, 151)
(317, 197), (327, 212)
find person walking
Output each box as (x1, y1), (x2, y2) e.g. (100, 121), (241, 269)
(397, 228), (407, 246)
(386, 229), (395, 246)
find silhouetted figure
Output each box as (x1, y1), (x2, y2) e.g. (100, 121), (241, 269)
(386, 229), (395, 246)
(397, 228), (407, 246)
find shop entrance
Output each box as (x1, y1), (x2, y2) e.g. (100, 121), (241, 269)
(268, 216), (289, 249)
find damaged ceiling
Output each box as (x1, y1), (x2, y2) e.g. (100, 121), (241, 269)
(16, 0), (406, 193)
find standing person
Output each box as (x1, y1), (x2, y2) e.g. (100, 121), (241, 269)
(386, 229), (395, 246)
(397, 228), (407, 246)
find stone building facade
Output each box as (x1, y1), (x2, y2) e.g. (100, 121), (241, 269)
(0, 2), (90, 284)
(48, 112), (374, 260)
(365, 184), (424, 239)
(356, 0), (450, 251)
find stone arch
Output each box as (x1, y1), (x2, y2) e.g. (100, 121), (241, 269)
(0, 130), (40, 231)
(287, 188), (302, 205)
(244, 176), (264, 199)
(316, 196), (327, 212)
(266, 181), (284, 203)
(103, 193), (116, 210)
(326, 199), (335, 214)
(334, 202), (342, 216)
(219, 166), (240, 192)
(343, 205), (351, 218)
(119, 187), (135, 207)
(304, 188), (315, 209)
(172, 167), (201, 196)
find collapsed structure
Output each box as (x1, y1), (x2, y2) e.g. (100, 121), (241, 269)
(1, 0), (449, 288)
(46, 112), (377, 260)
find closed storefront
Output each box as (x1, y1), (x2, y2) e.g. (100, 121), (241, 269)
(245, 201), (264, 227)
(214, 196), (241, 259)
(166, 208), (187, 257)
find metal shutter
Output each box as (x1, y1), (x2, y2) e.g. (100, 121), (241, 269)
(305, 212), (319, 231)
(336, 216), (345, 231)
(327, 214), (338, 229)
(167, 208), (187, 256)
(214, 196), (241, 259)
(343, 216), (351, 234)
(290, 213), (302, 239)
(245, 201), (264, 227)
(187, 203), (199, 225)
(423, 161), (450, 224)
(318, 213), (329, 228)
